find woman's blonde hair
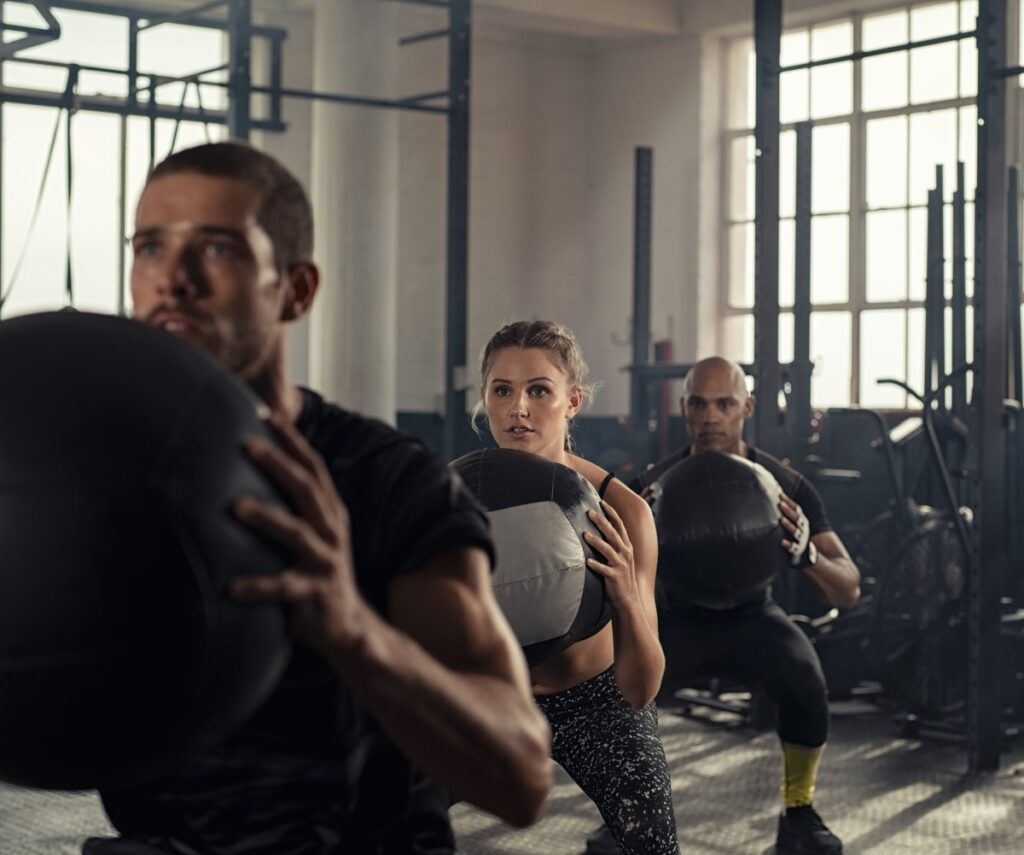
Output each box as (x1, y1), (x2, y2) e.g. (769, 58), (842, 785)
(470, 320), (597, 452)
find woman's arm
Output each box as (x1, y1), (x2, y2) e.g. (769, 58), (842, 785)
(571, 457), (666, 708)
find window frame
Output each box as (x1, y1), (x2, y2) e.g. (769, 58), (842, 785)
(719, 2), (980, 409)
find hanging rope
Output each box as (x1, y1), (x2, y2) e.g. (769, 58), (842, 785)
(64, 66), (79, 309)
(168, 77), (214, 158)
(0, 66), (78, 315)
(167, 79), (192, 156)
(0, 106), (63, 315)
(195, 79), (213, 144)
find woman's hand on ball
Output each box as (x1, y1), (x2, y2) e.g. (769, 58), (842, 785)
(229, 413), (370, 654)
(583, 500), (640, 603)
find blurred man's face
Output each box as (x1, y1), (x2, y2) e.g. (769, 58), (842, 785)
(129, 172), (284, 382)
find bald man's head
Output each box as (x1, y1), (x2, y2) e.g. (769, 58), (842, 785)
(681, 357), (754, 455)
(681, 357), (748, 401)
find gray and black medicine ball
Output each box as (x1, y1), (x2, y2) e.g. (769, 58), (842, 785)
(654, 451), (789, 610)
(451, 447), (612, 667)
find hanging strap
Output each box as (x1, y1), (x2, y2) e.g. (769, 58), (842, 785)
(194, 78), (213, 143)
(0, 103), (63, 314)
(167, 79), (191, 155)
(168, 78), (214, 159)
(598, 472), (616, 499)
(64, 66), (78, 308)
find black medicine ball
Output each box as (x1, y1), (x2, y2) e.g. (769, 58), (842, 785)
(0, 311), (291, 789)
(451, 448), (612, 667)
(654, 451), (789, 610)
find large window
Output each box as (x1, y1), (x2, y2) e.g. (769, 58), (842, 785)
(0, 3), (226, 320)
(722, 1), (979, 409)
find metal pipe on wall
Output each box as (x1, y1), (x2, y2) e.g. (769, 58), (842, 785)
(924, 168), (945, 404)
(631, 146), (654, 471)
(1007, 166), (1022, 405)
(792, 121), (812, 457)
(952, 162), (968, 421)
(442, 0), (471, 459)
(226, 0), (252, 140)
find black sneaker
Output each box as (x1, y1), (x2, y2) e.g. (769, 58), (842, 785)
(583, 824), (620, 854)
(776, 806), (843, 854)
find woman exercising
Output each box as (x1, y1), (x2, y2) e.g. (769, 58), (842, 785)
(474, 321), (679, 855)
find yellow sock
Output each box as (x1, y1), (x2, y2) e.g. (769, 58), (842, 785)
(781, 742), (825, 808)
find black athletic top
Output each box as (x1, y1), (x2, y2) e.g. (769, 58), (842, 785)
(99, 390), (494, 855)
(636, 446), (831, 616)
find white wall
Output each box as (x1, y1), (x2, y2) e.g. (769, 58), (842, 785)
(466, 31), (596, 408)
(395, 24), (714, 416)
(249, 4), (718, 418)
(587, 34), (706, 414)
(395, 27), (599, 412)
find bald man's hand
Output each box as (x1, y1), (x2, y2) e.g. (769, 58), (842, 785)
(779, 495), (811, 565)
(639, 482), (662, 509)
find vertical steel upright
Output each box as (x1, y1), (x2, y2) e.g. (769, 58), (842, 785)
(970, 0), (1008, 773)
(952, 162), (968, 421)
(924, 167), (945, 402)
(0, 0), (6, 318)
(1007, 167), (1023, 617)
(64, 64), (78, 308)
(443, 0), (471, 460)
(792, 122), (812, 455)
(753, 0), (784, 455)
(118, 13), (139, 315)
(1007, 166), (1022, 404)
(147, 83), (157, 171)
(631, 147), (654, 470)
(227, 0), (252, 140)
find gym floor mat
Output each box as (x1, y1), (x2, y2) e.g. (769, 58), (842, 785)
(2, 704), (1022, 854)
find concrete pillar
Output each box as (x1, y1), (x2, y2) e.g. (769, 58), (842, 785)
(309, 0), (399, 423)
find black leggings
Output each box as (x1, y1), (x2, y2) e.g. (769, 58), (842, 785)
(534, 668), (679, 855)
(658, 600), (829, 748)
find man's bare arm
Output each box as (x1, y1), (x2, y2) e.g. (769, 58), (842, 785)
(803, 532), (861, 609)
(363, 545), (553, 826)
(230, 416), (552, 827)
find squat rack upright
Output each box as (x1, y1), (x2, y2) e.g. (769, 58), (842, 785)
(752, 0), (1012, 774)
(625, 0), (1019, 774)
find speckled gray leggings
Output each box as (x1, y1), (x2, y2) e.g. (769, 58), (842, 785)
(534, 668), (679, 855)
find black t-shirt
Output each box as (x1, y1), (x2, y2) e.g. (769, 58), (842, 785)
(637, 445), (831, 616)
(99, 389), (494, 855)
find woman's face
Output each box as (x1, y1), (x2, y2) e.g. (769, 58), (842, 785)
(483, 346), (582, 461)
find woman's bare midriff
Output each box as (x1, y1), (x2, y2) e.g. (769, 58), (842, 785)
(530, 623), (615, 695)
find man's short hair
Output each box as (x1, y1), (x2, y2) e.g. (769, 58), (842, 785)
(147, 141), (313, 271)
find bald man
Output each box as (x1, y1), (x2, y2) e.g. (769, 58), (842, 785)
(637, 357), (860, 855)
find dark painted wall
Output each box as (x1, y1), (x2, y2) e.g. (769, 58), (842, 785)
(396, 412), (690, 484)
(396, 408), (923, 539)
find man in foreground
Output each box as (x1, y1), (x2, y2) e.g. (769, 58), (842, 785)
(86, 141), (552, 854)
